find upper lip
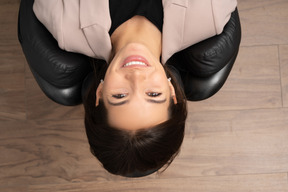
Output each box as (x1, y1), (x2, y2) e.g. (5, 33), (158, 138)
(121, 55), (150, 68)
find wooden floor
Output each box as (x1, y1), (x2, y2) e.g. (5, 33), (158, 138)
(1, 0), (288, 191)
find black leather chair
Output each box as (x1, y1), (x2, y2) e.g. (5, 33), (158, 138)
(18, 0), (241, 106)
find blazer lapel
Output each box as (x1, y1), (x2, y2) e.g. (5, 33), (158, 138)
(79, 0), (112, 62)
(163, 0), (188, 7)
(162, 0), (188, 64)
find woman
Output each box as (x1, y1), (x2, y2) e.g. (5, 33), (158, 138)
(33, 0), (237, 177)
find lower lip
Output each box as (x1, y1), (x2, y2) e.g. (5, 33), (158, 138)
(121, 55), (150, 68)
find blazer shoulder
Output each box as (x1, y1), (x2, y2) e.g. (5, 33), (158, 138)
(161, 0), (237, 63)
(33, 0), (99, 58)
(211, 0), (237, 34)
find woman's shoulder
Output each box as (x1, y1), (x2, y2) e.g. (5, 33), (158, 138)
(161, 0), (237, 63)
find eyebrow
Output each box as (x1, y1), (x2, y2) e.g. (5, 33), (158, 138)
(146, 98), (167, 104)
(107, 98), (167, 106)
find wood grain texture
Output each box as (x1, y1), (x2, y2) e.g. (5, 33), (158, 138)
(0, 2), (26, 120)
(238, 0), (288, 46)
(280, 45), (288, 107)
(160, 108), (288, 178)
(0, 120), (105, 186)
(28, 173), (288, 192)
(1, 0), (288, 191)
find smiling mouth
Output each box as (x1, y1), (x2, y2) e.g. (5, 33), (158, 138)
(121, 55), (150, 68)
(123, 61), (147, 67)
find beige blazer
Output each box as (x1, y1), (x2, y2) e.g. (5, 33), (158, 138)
(33, 0), (237, 64)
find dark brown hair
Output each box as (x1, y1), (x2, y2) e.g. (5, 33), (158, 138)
(83, 59), (187, 177)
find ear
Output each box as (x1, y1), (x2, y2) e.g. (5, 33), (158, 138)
(168, 80), (177, 105)
(95, 82), (103, 107)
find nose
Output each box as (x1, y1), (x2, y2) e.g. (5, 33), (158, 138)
(125, 70), (148, 88)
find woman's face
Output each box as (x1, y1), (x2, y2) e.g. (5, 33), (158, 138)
(96, 43), (176, 130)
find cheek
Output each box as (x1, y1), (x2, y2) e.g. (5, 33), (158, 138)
(103, 72), (123, 86)
(150, 73), (169, 87)
(151, 65), (167, 81)
(102, 75), (128, 95)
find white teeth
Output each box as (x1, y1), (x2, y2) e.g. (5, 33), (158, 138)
(123, 61), (147, 67)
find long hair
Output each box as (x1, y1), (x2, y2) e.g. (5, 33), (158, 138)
(83, 58), (187, 177)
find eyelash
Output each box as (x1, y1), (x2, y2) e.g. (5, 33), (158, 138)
(112, 92), (162, 99)
(147, 92), (162, 97)
(112, 94), (127, 99)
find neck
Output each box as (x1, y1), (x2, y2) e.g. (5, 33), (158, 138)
(110, 16), (162, 60)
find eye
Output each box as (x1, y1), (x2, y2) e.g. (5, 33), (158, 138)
(147, 92), (162, 97)
(112, 93), (127, 99)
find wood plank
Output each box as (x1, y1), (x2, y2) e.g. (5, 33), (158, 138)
(280, 45), (288, 107)
(188, 46), (281, 112)
(0, 2), (20, 46)
(0, 45), (25, 74)
(0, 72), (26, 120)
(28, 173), (288, 192)
(0, 186), (28, 192)
(0, 0), (20, 5)
(238, 0), (288, 46)
(0, 0), (26, 120)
